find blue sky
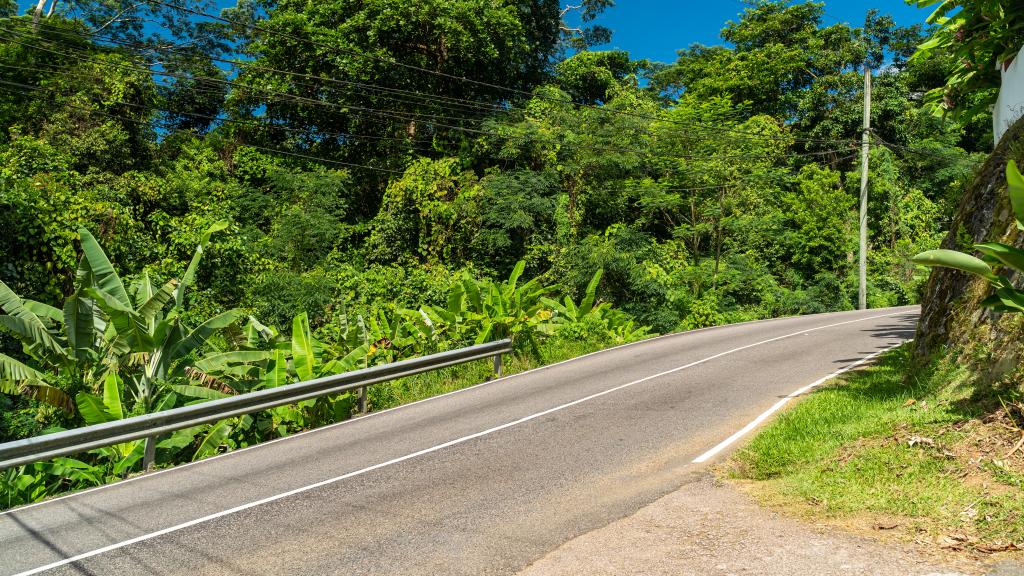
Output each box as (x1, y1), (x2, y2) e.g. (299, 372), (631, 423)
(576, 1), (931, 63)
(16, 0), (932, 65)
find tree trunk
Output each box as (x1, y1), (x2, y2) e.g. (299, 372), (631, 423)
(689, 197), (701, 296)
(32, 0), (47, 30)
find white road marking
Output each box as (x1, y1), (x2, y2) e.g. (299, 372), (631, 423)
(9, 310), (908, 576)
(691, 341), (905, 464)
(0, 306), (914, 517)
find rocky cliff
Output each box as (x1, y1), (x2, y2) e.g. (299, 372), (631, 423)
(915, 115), (1024, 377)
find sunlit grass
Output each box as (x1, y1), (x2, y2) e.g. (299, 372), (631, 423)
(367, 336), (620, 411)
(732, 346), (1024, 547)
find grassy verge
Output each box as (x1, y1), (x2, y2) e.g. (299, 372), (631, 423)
(730, 345), (1024, 556)
(367, 335), (615, 411)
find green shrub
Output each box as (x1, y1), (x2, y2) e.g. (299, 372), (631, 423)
(683, 292), (723, 330)
(244, 268), (338, 329)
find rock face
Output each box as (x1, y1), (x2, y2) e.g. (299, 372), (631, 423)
(915, 115), (1024, 364)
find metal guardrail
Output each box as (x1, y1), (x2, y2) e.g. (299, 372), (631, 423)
(0, 339), (512, 471)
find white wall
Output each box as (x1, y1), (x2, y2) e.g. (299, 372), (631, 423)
(995, 46), (1024, 146)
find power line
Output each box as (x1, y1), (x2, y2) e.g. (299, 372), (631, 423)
(3, 18), (509, 115)
(0, 31), (859, 163)
(0, 77), (861, 201)
(869, 132), (974, 162)
(0, 28), (612, 150)
(0, 62), (444, 153)
(0, 80), (407, 174)
(0, 75), (441, 154)
(128, 2), (863, 147)
(2, 19), (864, 158)
(0, 73), (859, 197)
(0, 25), (500, 127)
(2, 19), (513, 119)
(0, 75), (866, 202)
(0, 26), (873, 189)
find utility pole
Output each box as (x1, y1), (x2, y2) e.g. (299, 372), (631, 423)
(858, 67), (872, 310)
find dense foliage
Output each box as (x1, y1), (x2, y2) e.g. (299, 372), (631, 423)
(911, 0), (1024, 123)
(0, 0), (984, 505)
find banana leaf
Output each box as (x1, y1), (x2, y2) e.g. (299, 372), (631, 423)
(192, 419), (233, 461)
(291, 312), (316, 382)
(79, 228), (132, 309)
(911, 249), (995, 280)
(0, 280), (66, 357)
(22, 300), (62, 326)
(177, 221), (229, 309)
(1007, 160), (1024, 230)
(261, 348), (288, 389)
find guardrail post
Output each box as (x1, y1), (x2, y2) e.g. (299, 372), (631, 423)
(493, 353), (503, 379)
(357, 386), (367, 414)
(143, 435), (156, 471)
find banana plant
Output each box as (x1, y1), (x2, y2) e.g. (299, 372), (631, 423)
(540, 268), (606, 326)
(192, 313), (332, 389)
(412, 261), (556, 353)
(598, 307), (654, 342)
(471, 260), (556, 346)
(1, 457), (104, 509)
(0, 281), (80, 411)
(913, 160), (1024, 312)
(538, 268), (652, 342)
(0, 223), (243, 416)
(74, 373), (147, 476)
(183, 315), (300, 437)
(75, 371), (230, 470)
(188, 312), (368, 435)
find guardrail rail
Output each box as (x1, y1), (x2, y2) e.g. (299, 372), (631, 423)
(0, 339), (512, 471)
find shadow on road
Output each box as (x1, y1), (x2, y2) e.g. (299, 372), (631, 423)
(5, 512), (100, 576)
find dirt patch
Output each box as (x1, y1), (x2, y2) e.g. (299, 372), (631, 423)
(734, 477), (1003, 575)
(952, 403), (1024, 471)
(517, 474), (977, 576)
(729, 403), (1024, 569)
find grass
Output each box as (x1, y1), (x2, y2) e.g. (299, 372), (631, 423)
(730, 345), (1024, 553)
(367, 335), (621, 412)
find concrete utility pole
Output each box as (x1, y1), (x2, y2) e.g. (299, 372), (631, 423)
(858, 67), (871, 311)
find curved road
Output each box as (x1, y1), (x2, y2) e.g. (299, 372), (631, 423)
(0, 306), (918, 576)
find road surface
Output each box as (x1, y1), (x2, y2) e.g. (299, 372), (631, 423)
(0, 306), (918, 576)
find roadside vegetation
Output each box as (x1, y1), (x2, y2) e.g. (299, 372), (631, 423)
(0, 0), (990, 507)
(0, 228), (645, 508)
(732, 346), (1024, 555)
(732, 1), (1024, 561)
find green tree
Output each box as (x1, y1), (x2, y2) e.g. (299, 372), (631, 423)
(785, 165), (855, 276)
(652, 2), (923, 154)
(368, 157), (480, 265)
(229, 0), (570, 171)
(555, 50), (645, 104)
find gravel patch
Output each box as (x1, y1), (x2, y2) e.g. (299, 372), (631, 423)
(517, 474), (977, 576)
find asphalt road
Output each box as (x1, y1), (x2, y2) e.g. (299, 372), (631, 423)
(0, 306), (918, 576)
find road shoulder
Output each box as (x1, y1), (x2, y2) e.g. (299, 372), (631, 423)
(515, 473), (976, 576)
